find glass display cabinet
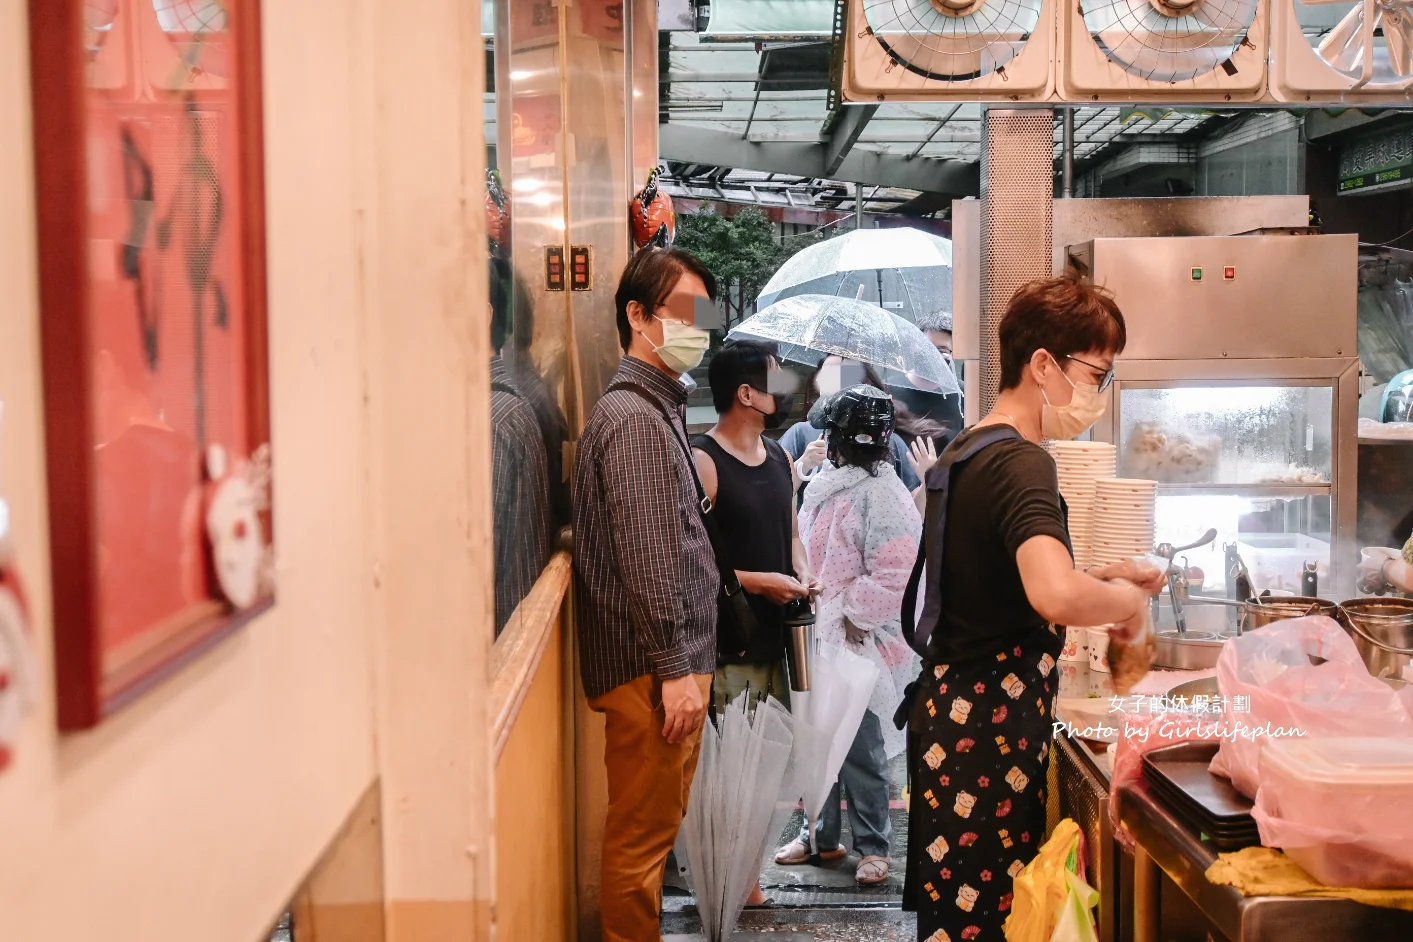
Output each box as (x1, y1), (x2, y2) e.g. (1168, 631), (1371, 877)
(1070, 233), (1360, 601)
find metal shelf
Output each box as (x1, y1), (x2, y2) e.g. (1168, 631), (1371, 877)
(1152, 484), (1332, 498)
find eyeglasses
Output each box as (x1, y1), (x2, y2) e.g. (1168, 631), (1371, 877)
(1066, 354), (1116, 392)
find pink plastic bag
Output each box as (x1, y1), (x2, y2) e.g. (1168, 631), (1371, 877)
(1108, 710), (1223, 851)
(1208, 615), (1413, 799)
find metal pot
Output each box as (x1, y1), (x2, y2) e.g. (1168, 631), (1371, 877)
(1154, 630), (1225, 670)
(1338, 598), (1413, 681)
(1239, 596), (1339, 633)
(1167, 675), (1219, 703)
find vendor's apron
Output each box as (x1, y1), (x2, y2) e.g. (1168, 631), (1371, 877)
(895, 425), (1065, 934)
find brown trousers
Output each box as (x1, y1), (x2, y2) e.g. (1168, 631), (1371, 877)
(590, 672), (713, 942)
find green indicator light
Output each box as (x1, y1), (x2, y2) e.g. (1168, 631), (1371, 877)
(1191, 267), (1203, 281)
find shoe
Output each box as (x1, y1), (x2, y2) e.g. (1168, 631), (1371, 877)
(773, 836), (847, 865)
(856, 855), (890, 885)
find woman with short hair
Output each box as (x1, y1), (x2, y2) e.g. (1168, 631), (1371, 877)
(905, 276), (1165, 942)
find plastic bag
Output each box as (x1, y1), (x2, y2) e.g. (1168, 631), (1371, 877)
(1106, 577), (1156, 695)
(1004, 819), (1099, 942)
(1108, 708), (1224, 852)
(1252, 794), (1413, 889)
(1208, 616), (1413, 799)
(1050, 871), (1102, 942)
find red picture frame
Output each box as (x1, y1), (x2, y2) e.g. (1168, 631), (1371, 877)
(28, 0), (273, 730)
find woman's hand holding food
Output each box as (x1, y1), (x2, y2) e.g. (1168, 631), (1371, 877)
(1088, 557), (1167, 595)
(1107, 579), (1154, 644)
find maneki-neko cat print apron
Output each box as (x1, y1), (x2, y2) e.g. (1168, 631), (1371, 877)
(907, 625), (1062, 941)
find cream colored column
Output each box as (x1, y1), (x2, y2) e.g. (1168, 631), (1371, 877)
(352, 0), (495, 939)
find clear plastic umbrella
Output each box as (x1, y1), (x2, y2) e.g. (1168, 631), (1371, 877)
(756, 227), (953, 327)
(729, 294), (961, 395)
(789, 642), (881, 857)
(680, 693), (801, 941)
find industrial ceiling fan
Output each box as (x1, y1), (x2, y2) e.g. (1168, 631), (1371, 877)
(842, 0), (1056, 101)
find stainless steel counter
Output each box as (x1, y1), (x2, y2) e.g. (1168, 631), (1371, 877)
(1052, 661), (1413, 942)
(1118, 781), (1413, 942)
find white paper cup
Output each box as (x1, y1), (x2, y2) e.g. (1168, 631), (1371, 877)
(1087, 627), (1112, 673)
(1060, 624), (1089, 662)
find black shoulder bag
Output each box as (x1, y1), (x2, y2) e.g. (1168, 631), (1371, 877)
(603, 382), (760, 645)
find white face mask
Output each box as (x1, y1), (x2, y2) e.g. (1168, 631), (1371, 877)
(651, 315), (711, 374)
(1040, 356), (1110, 440)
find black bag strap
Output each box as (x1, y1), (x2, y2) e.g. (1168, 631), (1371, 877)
(490, 381), (520, 397)
(901, 424), (1025, 658)
(603, 382), (760, 640)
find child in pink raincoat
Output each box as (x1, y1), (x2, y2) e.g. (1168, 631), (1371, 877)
(774, 385), (922, 886)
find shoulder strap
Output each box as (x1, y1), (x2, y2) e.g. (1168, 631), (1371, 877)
(901, 425), (1025, 658)
(604, 382), (760, 641)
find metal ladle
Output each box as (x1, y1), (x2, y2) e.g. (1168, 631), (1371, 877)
(1155, 529), (1218, 637)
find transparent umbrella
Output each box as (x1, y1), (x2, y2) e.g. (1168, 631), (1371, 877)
(729, 294), (961, 395)
(789, 642), (880, 859)
(756, 227), (953, 327)
(680, 693), (801, 941)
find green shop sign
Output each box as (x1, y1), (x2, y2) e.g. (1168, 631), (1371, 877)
(1339, 123), (1413, 194)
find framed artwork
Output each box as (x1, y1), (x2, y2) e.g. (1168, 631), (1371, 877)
(28, 0), (274, 730)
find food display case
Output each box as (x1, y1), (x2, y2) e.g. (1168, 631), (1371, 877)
(1069, 233), (1360, 604)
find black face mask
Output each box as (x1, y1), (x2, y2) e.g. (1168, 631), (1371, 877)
(753, 391), (793, 430)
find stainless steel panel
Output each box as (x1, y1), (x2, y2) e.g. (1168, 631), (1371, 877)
(980, 109), (1055, 414)
(952, 198), (980, 362)
(1093, 357), (1361, 598)
(1077, 234), (1357, 361)
(1051, 196), (1310, 273)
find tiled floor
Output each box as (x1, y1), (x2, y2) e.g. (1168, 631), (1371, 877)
(664, 906), (916, 941)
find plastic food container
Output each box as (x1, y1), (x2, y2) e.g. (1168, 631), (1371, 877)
(1257, 737), (1413, 888)
(1087, 626), (1111, 673)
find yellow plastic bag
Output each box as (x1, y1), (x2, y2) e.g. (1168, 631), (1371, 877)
(1003, 819), (1100, 942)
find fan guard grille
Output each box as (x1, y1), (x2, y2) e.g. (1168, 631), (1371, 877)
(1080, 0), (1259, 82)
(863, 0), (1043, 81)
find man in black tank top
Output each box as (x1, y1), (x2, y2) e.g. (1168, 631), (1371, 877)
(692, 338), (820, 906)
(692, 341), (820, 697)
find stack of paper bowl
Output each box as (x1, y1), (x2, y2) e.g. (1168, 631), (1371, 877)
(1090, 478), (1158, 566)
(1046, 440), (1117, 568)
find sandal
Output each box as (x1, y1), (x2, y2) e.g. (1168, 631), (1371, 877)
(856, 855), (891, 885)
(774, 836), (847, 865)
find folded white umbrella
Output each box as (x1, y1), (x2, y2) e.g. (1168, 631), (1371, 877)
(789, 642), (880, 854)
(680, 693), (800, 941)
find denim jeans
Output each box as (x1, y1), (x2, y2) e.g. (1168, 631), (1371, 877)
(799, 708), (891, 859)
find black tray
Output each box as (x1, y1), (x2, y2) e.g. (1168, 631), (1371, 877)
(1142, 742), (1260, 850)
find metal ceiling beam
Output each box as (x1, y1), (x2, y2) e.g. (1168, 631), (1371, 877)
(823, 104), (879, 176)
(660, 123), (980, 195)
(908, 104), (963, 159)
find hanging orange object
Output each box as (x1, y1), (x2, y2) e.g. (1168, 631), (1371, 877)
(630, 168), (675, 250)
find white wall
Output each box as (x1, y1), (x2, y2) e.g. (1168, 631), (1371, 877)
(0, 1), (493, 939)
